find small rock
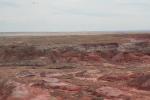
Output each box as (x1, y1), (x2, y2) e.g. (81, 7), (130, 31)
(96, 86), (124, 97)
(43, 78), (60, 83)
(16, 70), (35, 78)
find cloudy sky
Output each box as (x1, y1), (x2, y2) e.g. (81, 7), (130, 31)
(0, 0), (150, 32)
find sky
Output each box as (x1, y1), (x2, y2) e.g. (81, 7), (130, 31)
(0, 0), (150, 32)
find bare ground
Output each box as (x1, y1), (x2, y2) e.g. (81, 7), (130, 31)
(0, 33), (150, 100)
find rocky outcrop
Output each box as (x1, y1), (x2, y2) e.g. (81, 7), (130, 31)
(118, 42), (150, 54)
(0, 41), (149, 66)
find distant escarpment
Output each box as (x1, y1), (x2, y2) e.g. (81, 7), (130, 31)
(0, 41), (149, 66)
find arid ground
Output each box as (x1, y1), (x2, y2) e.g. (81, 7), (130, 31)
(0, 33), (150, 100)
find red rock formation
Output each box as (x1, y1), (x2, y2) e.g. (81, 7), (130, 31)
(0, 41), (149, 66)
